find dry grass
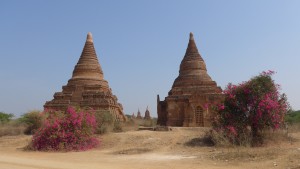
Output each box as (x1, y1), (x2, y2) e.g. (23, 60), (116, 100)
(102, 118), (157, 133)
(113, 148), (152, 155)
(288, 123), (300, 133)
(262, 128), (293, 145)
(202, 125), (299, 148)
(210, 146), (280, 162)
(0, 122), (26, 137)
(1, 127), (300, 169)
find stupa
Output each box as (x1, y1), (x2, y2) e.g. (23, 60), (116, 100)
(144, 107), (151, 120)
(136, 109), (142, 119)
(131, 113), (136, 119)
(44, 32), (126, 122)
(157, 33), (223, 127)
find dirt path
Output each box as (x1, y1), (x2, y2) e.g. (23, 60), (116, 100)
(0, 128), (300, 169)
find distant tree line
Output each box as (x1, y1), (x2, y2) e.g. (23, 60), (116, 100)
(285, 110), (300, 124)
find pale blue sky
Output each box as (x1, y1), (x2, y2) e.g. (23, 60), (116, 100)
(0, 1), (299, 117)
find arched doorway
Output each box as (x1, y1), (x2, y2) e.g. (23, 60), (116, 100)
(195, 106), (204, 126)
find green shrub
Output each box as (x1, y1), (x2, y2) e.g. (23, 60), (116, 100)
(285, 110), (300, 124)
(113, 121), (123, 132)
(132, 118), (157, 127)
(0, 112), (14, 124)
(18, 111), (43, 135)
(95, 111), (113, 134)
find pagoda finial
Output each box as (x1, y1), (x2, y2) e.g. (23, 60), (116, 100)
(184, 32), (199, 56)
(189, 32), (194, 40)
(87, 32), (93, 42)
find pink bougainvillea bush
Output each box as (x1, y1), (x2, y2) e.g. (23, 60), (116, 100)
(213, 71), (289, 145)
(31, 107), (99, 151)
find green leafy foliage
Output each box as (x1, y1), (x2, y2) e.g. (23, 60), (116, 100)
(95, 111), (113, 134)
(18, 111), (43, 135)
(285, 110), (300, 124)
(0, 112), (14, 124)
(113, 121), (123, 132)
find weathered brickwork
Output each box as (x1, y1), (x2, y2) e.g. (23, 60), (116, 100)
(157, 33), (223, 127)
(44, 32), (126, 122)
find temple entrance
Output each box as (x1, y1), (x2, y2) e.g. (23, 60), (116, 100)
(195, 106), (204, 126)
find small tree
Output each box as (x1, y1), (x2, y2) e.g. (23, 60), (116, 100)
(0, 112), (14, 124)
(18, 111), (43, 134)
(285, 110), (300, 124)
(214, 70), (289, 145)
(95, 111), (113, 134)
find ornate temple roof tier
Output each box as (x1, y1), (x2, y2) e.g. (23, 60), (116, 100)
(44, 32), (126, 122)
(157, 33), (224, 127)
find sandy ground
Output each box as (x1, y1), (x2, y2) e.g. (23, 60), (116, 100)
(0, 127), (300, 169)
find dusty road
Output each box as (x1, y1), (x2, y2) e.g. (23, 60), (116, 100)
(0, 127), (300, 169)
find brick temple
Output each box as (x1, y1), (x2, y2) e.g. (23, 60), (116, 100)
(157, 33), (223, 127)
(144, 107), (151, 120)
(44, 32), (126, 122)
(136, 109), (142, 119)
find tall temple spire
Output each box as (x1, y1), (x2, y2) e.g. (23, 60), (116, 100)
(172, 32), (212, 88)
(144, 106), (151, 120)
(70, 32), (105, 83)
(136, 108), (142, 119)
(77, 32), (99, 65)
(184, 32), (202, 59)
